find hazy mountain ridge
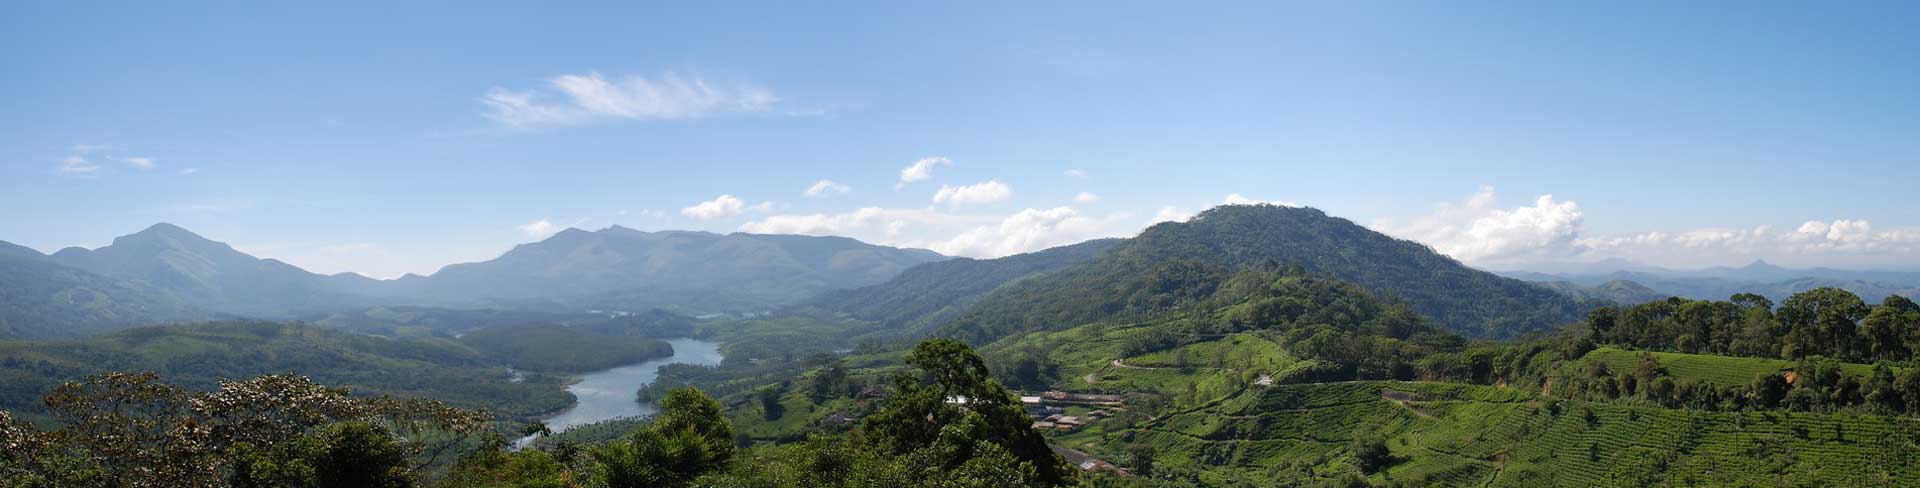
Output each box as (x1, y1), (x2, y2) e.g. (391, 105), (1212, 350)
(1502, 259), (1920, 302)
(0, 251), (211, 339)
(803, 238), (1124, 336)
(0, 224), (944, 339)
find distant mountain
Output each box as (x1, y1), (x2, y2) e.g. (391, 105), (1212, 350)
(403, 226), (946, 312)
(939, 205), (1591, 342)
(0, 251), (209, 339)
(45, 223), (376, 316)
(804, 238), (1123, 335)
(1535, 279), (1669, 305)
(1501, 261), (1920, 303)
(3, 224), (945, 337)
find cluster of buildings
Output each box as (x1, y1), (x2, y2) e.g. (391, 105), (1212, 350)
(1021, 391), (1126, 431)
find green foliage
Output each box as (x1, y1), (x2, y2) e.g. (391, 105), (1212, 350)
(859, 339), (1073, 486)
(0, 252), (206, 340)
(1, 372), (487, 488)
(1586, 288), (1920, 364)
(806, 239), (1122, 336)
(0, 322), (574, 419)
(941, 205), (1590, 342)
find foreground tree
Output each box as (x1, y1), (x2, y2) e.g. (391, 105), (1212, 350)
(0, 372), (488, 488)
(859, 339), (1073, 486)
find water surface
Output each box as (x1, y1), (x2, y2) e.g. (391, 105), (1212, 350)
(515, 337), (723, 447)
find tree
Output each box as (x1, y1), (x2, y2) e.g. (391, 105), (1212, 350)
(760, 386), (788, 421)
(1127, 444), (1156, 477)
(810, 355), (849, 403)
(1351, 436), (1392, 473)
(593, 387), (736, 488)
(860, 339), (1073, 486)
(9, 372), (487, 488)
(1778, 288), (1869, 360)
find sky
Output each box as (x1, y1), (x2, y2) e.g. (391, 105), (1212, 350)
(4, 2), (1918, 278)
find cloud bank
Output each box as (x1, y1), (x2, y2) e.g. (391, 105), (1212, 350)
(1375, 186), (1920, 269)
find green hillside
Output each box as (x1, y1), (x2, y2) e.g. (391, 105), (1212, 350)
(1073, 380), (1920, 486)
(0, 322), (573, 419)
(804, 238), (1121, 336)
(942, 205), (1591, 343)
(0, 252), (209, 340)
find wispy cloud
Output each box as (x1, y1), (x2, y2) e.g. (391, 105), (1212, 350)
(680, 194), (772, 220)
(1064, 169), (1087, 178)
(57, 155), (99, 175)
(56, 145), (99, 175)
(804, 179), (851, 197)
(1074, 192), (1101, 203)
(896, 157), (951, 188)
(1222, 193), (1299, 207)
(517, 219), (560, 238)
(125, 157), (155, 169)
(483, 71), (779, 128)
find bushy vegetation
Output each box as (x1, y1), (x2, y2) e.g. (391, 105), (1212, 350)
(0, 322), (574, 420)
(1586, 288), (1920, 363)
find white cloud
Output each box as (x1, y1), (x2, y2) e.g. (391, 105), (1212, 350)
(932, 180), (1012, 207)
(804, 179), (851, 197)
(484, 71), (779, 128)
(742, 205), (1137, 258)
(1064, 169), (1087, 178)
(179, 168), (200, 175)
(125, 157), (155, 169)
(1151, 206), (1193, 225)
(1377, 186), (1920, 269)
(518, 219), (561, 238)
(1223, 193), (1299, 207)
(681, 194), (750, 220)
(896, 157), (951, 188)
(57, 155), (99, 175)
(933, 207), (1120, 257)
(1373, 186), (1585, 266)
(1074, 192), (1101, 203)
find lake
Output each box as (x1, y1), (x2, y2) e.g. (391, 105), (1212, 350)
(514, 337), (724, 448)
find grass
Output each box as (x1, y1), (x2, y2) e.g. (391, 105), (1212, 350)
(1581, 347), (1883, 386)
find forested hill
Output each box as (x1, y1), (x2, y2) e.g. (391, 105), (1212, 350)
(0, 251), (209, 339)
(404, 227), (947, 312)
(941, 204), (1590, 342)
(803, 238), (1122, 335)
(0, 321), (575, 419)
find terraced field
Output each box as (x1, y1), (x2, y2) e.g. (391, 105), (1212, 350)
(1086, 380), (1920, 486)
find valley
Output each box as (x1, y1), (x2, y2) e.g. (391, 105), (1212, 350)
(5, 205), (1920, 488)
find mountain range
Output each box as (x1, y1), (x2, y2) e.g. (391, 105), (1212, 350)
(1500, 259), (1920, 303)
(0, 224), (945, 339)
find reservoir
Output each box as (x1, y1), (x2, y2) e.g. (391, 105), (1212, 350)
(515, 337), (724, 447)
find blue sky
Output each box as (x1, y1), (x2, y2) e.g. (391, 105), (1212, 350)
(5, 2), (1918, 277)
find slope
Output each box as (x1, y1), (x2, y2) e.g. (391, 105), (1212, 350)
(943, 204), (1589, 342)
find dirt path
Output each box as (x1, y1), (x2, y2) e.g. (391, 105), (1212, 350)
(1380, 390), (1436, 419)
